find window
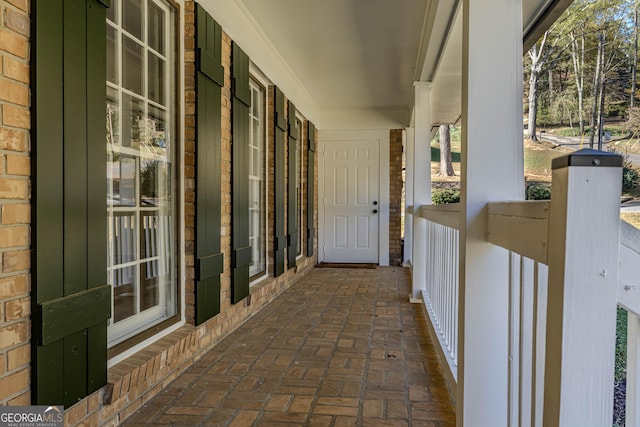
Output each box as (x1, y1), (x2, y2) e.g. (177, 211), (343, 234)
(106, 0), (177, 347)
(249, 78), (266, 278)
(296, 117), (304, 257)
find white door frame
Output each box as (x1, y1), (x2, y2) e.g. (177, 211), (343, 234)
(318, 129), (390, 266)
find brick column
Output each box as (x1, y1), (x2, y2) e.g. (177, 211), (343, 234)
(389, 130), (403, 266)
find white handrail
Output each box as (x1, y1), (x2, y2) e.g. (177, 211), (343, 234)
(416, 202), (461, 230)
(487, 201), (550, 264)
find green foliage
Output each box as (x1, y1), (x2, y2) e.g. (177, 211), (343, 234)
(433, 125), (461, 142)
(623, 161), (640, 192)
(615, 307), (628, 382)
(526, 183), (551, 200)
(610, 148), (640, 192)
(432, 188), (460, 205)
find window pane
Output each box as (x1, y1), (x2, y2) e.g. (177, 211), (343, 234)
(107, 25), (118, 84)
(112, 212), (136, 263)
(140, 160), (170, 206)
(148, 105), (167, 150)
(123, 0), (143, 40)
(140, 262), (161, 311)
(107, 0), (117, 23)
(148, 0), (165, 54)
(123, 36), (143, 95)
(252, 88), (260, 117)
(108, 154), (136, 207)
(122, 94), (144, 149)
(113, 265), (136, 322)
(107, 86), (119, 146)
(148, 53), (165, 105)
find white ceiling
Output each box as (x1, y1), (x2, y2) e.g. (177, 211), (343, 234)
(225, 0), (571, 129)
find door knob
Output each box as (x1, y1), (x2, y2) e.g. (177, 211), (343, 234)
(373, 209), (378, 214)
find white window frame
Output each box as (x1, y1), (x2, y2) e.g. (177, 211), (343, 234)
(248, 77), (268, 280)
(106, 0), (177, 347)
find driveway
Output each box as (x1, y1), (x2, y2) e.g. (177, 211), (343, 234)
(539, 133), (640, 165)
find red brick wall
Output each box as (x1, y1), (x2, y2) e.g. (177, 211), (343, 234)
(389, 130), (403, 266)
(0, 0), (31, 406)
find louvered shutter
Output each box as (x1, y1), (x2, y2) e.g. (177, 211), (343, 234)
(32, 0), (110, 407)
(287, 102), (299, 268)
(195, 4), (224, 324)
(231, 43), (250, 303)
(307, 122), (316, 256)
(273, 87), (287, 276)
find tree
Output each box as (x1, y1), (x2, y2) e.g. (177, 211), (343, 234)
(438, 125), (454, 177)
(525, 0), (633, 141)
(632, 7), (638, 108)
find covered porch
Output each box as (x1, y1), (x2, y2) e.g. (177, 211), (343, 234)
(230, 0), (640, 423)
(120, 267), (455, 425)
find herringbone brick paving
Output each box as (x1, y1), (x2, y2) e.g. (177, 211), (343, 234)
(121, 267), (455, 426)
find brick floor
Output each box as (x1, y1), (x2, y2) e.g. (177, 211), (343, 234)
(121, 267), (456, 426)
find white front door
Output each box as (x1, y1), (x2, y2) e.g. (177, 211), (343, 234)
(323, 139), (379, 263)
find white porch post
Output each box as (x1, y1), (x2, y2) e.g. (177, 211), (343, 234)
(411, 82), (432, 301)
(543, 151), (621, 425)
(404, 127), (415, 267)
(458, 0), (524, 425)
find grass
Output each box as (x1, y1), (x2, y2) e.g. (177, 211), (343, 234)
(610, 138), (640, 155)
(430, 138), (568, 182)
(523, 140), (567, 181)
(621, 212), (640, 228)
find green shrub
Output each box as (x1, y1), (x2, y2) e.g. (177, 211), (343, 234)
(623, 161), (640, 192)
(610, 148), (640, 192)
(526, 183), (551, 200)
(432, 188), (460, 205)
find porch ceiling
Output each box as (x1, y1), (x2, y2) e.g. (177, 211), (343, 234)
(227, 0), (571, 129)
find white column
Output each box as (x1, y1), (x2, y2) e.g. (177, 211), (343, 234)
(458, 0), (524, 425)
(411, 82), (432, 301)
(543, 151), (621, 426)
(404, 127), (414, 267)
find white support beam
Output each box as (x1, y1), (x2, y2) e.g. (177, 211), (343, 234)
(457, 0), (524, 425)
(543, 151), (622, 426)
(412, 82), (432, 301)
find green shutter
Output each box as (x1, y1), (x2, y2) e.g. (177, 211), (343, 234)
(231, 42), (250, 303)
(273, 87), (287, 276)
(287, 102), (299, 268)
(307, 122), (316, 257)
(32, 0), (109, 407)
(195, 4), (223, 324)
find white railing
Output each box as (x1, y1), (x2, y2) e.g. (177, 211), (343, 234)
(488, 201), (550, 427)
(415, 203), (461, 380)
(618, 220), (640, 426)
(411, 152), (636, 424)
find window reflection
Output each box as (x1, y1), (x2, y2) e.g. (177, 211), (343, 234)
(106, 0), (176, 347)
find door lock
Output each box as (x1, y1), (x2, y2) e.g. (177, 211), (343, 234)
(373, 201), (378, 205)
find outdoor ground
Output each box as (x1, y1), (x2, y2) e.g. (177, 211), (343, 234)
(429, 135), (640, 226)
